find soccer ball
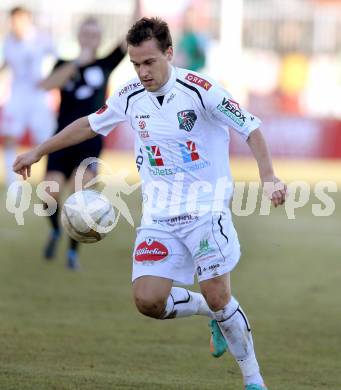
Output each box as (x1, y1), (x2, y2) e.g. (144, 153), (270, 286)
(61, 189), (116, 243)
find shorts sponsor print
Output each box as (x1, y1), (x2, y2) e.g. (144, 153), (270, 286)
(134, 237), (169, 264)
(132, 211), (240, 284)
(153, 213), (199, 227)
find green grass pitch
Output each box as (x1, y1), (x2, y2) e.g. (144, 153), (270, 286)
(0, 185), (340, 390)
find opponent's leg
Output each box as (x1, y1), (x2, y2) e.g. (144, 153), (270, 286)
(43, 171), (65, 259)
(133, 276), (212, 319)
(200, 274), (267, 389)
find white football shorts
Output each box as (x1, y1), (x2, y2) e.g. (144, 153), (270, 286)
(132, 209), (241, 285)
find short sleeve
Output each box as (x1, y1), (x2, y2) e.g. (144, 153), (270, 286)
(88, 91), (126, 136)
(205, 83), (261, 140)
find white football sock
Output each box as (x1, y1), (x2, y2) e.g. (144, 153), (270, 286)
(4, 146), (17, 186)
(213, 297), (264, 386)
(163, 287), (213, 319)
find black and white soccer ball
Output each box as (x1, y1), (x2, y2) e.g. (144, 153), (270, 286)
(61, 189), (115, 243)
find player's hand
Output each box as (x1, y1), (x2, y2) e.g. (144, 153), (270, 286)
(263, 176), (287, 207)
(13, 149), (41, 180)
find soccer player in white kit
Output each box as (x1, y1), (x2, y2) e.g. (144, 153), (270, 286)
(1, 7), (55, 187)
(14, 18), (287, 390)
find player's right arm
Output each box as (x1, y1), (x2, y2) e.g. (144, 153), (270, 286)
(39, 61), (78, 90)
(13, 116), (96, 180)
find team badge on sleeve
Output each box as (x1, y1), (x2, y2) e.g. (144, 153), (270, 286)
(177, 110), (197, 132)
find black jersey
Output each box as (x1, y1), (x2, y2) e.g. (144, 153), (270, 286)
(55, 45), (125, 131)
(47, 45), (126, 178)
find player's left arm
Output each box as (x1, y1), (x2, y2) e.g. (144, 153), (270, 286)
(247, 128), (287, 207)
(202, 80), (286, 207)
(39, 60), (79, 90)
(39, 46), (95, 91)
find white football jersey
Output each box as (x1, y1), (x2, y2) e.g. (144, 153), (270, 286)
(88, 66), (261, 219)
(4, 28), (54, 90)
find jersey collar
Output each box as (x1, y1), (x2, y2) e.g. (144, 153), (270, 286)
(149, 65), (176, 97)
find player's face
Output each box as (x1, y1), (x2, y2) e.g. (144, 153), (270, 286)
(128, 38), (173, 92)
(78, 22), (102, 51)
(10, 11), (32, 39)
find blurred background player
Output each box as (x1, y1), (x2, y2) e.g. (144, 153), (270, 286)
(0, 6), (55, 189)
(39, 1), (140, 269)
(175, 6), (207, 71)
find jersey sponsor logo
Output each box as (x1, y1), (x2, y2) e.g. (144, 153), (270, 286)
(119, 82), (142, 96)
(146, 145), (164, 166)
(134, 238), (169, 262)
(179, 141), (200, 162)
(135, 114), (150, 119)
(139, 120), (146, 129)
(145, 142), (210, 176)
(177, 110), (197, 132)
(217, 97), (246, 126)
(135, 148), (144, 172)
(185, 73), (212, 90)
(139, 130), (150, 139)
(96, 104), (108, 114)
(148, 160), (210, 176)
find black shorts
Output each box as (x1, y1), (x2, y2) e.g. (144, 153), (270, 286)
(47, 135), (103, 179)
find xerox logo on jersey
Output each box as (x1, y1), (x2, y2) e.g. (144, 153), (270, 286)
(146, 145), (164, 166)
(216, 98), (246, 126)
(179, 141), (200, 163)
(96, 104), (108, 114)
(134, 238), (169, 262)
(185, 73), (212, 90)
(177, 110), (197, 132)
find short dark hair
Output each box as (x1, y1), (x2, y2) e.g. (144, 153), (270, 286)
(126, 17), (172, 52)
(10, 6), (31, 17)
